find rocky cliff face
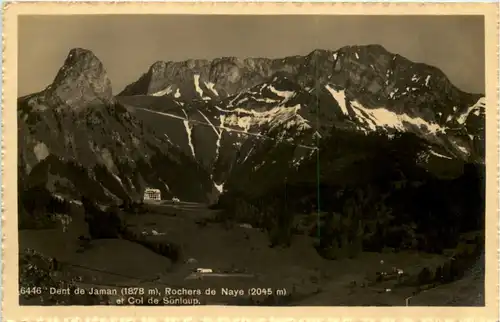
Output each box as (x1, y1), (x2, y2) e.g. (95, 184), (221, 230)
(24, 48), (114, 111)
(119, 44), (484, 156)
(119, 45), (481, 110)
(18, 48), (215, 204)
(18, 45), (485, 204)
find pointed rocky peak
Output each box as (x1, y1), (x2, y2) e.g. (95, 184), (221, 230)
(45, 48), (114, 108)
(302, 49), (334, 68)
(148, 61), (168, 76)
(331, 44), (395, 73)
(142, 61), (169, 94)
(145, 60), (199, 96)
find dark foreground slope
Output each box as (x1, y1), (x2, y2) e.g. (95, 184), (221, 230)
(19, 198), (484, 306)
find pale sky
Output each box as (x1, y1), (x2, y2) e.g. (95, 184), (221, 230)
(18, 15), (485, 96)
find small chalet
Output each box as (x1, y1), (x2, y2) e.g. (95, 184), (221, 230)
(143, 188), (161, 201)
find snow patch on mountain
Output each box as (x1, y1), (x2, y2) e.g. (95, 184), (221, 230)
(425, 75), (431, 87)
(349, 100), (443, 134)
(292, 155), (306, 168)
(139, 108), (186, 123)
(183, 119), (196, 158)
(389, 88), (399, 99)
(205, 81), (219, 96)
(457, 97), (486, 124)
(385, 69), (393, 85)
(228, 93), (247, 107)
(198, 109), (223, 163)
(224, 114), (253, 132)
(215, 106), (231, 113)
(268, 85), (294, 100)
(429, 150), (452, 160)
(219, 114), (227, 130)
(325, 85), (349, 115)
(451, 139), (470, 156)
(112, 172), (125, 189)
(193, 74), (209, 100)
(151, 85), (173, 97)
(34, 141), (50, 161)
(253, 160), (267, 171)
(256, 97), (279, 104)
(242, 146), (254, 163)
(222, 104), (310, 133)
(135, 103), (316, 150)
(214, 182), (224, 193)
(457, 145), (469, 155)
(233, 97), (249, 106)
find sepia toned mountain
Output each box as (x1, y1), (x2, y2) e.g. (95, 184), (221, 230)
(17, 44), (486, 308)
(18, 48), (215, 204)
(18, 45), (485, 205)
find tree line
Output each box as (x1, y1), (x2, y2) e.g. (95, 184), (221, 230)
(215, 129), (485, 260)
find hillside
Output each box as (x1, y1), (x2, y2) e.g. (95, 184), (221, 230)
(18, 44), (486, 306)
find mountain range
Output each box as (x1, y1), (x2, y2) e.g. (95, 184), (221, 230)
(17, 45), (485, 205)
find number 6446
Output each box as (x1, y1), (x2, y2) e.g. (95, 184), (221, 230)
(19, 287), (42, 295)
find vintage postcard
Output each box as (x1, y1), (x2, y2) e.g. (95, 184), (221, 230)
(2, 2), (499, 321)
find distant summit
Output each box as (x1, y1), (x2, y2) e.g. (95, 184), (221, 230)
(21, 48), (115, 110)
(118, 44), (484, 101)
(17, 44), (486, 205)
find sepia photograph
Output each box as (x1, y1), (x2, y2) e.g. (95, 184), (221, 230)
(2, 2), (499, 320)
